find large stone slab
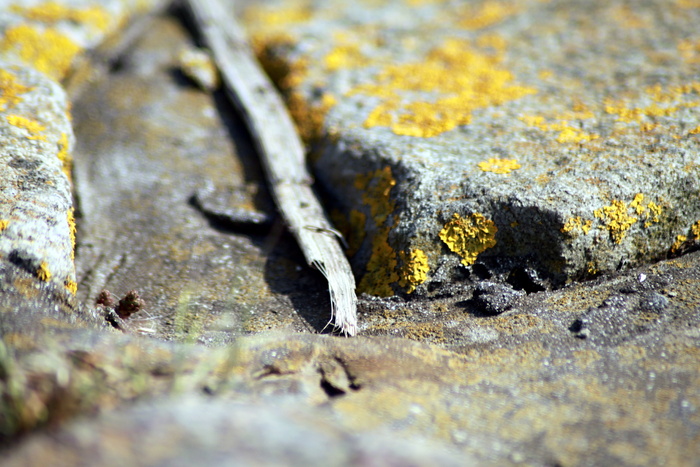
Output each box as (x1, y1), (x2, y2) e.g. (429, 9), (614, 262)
(243, 0), (700, 296)
(1, 4), (699, 467)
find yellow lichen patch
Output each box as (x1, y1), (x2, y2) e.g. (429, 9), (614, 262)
(561, 216), (592, 237)
(676, 0), (700, 7)
(355, 166), (397, 223)
(439, 212), (497, 266)
(477, 157), (521, 174)
(4, 332), (37, 351)
(520, 115), (599, 143)
(688, 125), (700, 135)
(359, 232), (399, 296)
(459, 1), (520, 30)
(67, 207), (76, 259)
(641, 201), (663, 228)
(672, 235), (688, 253)
(629, 193), (645, 215)
(586, 261), (598, 276)
(65, 280), (77, 295)
(594, 200), (637, 244)
(36, 261), (51, 281)
(324, 42), (369, 71)
(11, 1), (111, 31)
(398, 249), (429, 293)
(288, 91), (336, 142)
(691, 220), (700, 239)
(1, 24), (82, 80)
(0, 219), (9, 231)
(6, 114), (45, 140)
(0, 69), (33, 111)
(355, 167), (400, 296)
(352, 38), (536, 137)
(56, 132), (72, 180)
(610, 4), (648, 29)
(678, 39), (700, 64)
(347, 209), (367, 256)
(604, 83), (700, 126)
(593, 193), (663, 242)
(243, 4), (312, 29)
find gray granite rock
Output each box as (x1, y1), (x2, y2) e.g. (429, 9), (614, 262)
(242, 0), (700, 296)
(0, 63), (75, 297)
(1, 3), (700, 467)
(3, 396), (469, 467)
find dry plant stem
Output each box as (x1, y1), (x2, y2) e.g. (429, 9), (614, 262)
(185, 0), (358, 335)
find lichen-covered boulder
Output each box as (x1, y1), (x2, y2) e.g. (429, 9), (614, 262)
(243, 0), (700, 295)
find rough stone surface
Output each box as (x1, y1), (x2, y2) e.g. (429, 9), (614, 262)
(71, 12), (337, 341)
(0, 63), (75, 297)
(243, 0), (700, 296)
(0, 0), (165, 81)
(3, 396), (469, 467)
(1, 2), (700, 467)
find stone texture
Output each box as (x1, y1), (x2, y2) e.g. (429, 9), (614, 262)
(0, 63), (76, 298)
(0, 0), (166, 81)
(1, 2), (700, 467)
(70, 11), (338, 342)
(242, 0), (700, 296)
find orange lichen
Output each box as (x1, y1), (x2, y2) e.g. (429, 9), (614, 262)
(352, 38), (536, 137)
(347, 209), (367, 256)
(439, 212), (497, 266)
(478, 158), (521, 174)
(594, 200), (637, 244)
(671, 235), (688, 253)
(398, 249), (429, 293)
(67, 208), (76, 260)
(11, 1), (111, 31)
(355, 167), (400, 296)
(459, 1), (520, 30)
(37, 261), (51, 281)
(611, 4), (648, 29)
(360, 232), (399, 297)
(692, 220), (700, 240)
(56, 132), (72, 179)
(1, 24), (82, 80)
(593, 194), (663, 244)
(0, 69), (33, 111)
(324, 42), (369, 71)
(6, 114), (46, 140)
(243, 4), (312, 29)
(678, 39), (700, 64)
(288, 91), (336, 143)
(520, 114), (598, 143)
(0, 219), (9, 231)
(65, 280), (77, 294)
(355, 166), (396, 223)
(561, 216), (592, 237)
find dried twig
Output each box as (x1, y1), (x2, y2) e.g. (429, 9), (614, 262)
(185, 0), (358, 335)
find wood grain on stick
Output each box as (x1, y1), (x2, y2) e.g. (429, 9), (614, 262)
(186, 0), (358, 335)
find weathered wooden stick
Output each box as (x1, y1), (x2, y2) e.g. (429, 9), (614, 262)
(185, 0), (358, 335)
